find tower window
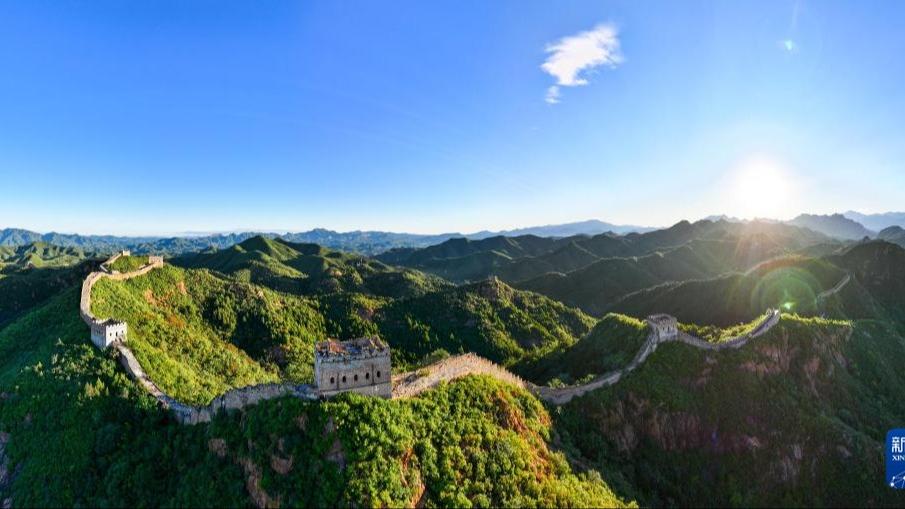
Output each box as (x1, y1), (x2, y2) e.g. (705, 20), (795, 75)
(330, 377), (335, 384)
(342, 375), (347, 383)
(354, 374), (358, 382)
(376, 371), (381, 379)
(365, 372), (370, 380)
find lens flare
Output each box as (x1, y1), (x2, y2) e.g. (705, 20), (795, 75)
(728, 158), (796, 220)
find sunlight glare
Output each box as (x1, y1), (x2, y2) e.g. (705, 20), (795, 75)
(729, 158), (795, 220)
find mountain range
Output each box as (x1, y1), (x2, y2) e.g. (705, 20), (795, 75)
(3, 218), (905, 506)
(0, 220), (653, 257)
(843, 210), (905, 231)
(705, 212), (905, 242)
(5, 213), (904, 260)
(787, 213), (876, 240)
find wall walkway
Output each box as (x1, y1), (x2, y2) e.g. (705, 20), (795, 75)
(394, 308), (783, 405)
(79, 254), (318, 424)
(81, 255), (837, 422)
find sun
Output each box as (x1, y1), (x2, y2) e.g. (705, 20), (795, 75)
(728, 158), (795, 220)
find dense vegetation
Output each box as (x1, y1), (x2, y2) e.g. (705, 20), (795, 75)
(380, 220), (844, 319)
(91, 266), (288, 404)
(380, 219), (836, 286)
(89, 238), (595, 404)
(516, 229), (841, 316)
(554, 315), (905, 507)
(0, 242), (90, 269)
(173, 236), (450, 298)
(107, 254), (151, 273)
(0, 242), (93, 328)
(208, 375), (632, 507)
(517, 313), (648, 385)
(607, 255), (846, 326)
(0, 289), (630, 507)
(3, 230), (905, 508)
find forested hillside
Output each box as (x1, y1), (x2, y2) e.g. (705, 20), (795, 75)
(380, 220), (842, 317)
(2, 230), (904, 508)
(88, 238), (595, 404)
(0, 288), (629, 507)
(606, 255), (846, 326)
(555, 315), (905, 507)
(0, 244), (94, 328)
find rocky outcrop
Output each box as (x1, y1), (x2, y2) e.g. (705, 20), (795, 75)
(0, 431), (11, 509)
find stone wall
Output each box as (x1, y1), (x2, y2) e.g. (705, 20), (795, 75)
(114, 343), (316, 424)
(392, 353), (530, 399)
(81, 251), (792, 423)
(816, 273), (851, 302)
(318, 382), (391, 399)
(674, 308), (780, 352)
(392, 308), (784, 405)
(80, 254), (321, 425)
(80, 255), (165, 346)
(315, 348), (391, 396)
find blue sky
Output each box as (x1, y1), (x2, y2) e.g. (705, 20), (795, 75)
(1, 0), (904, 235)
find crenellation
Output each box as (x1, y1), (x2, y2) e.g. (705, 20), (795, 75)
(645, 313), (678, 341)
(91, 319), (127, 349)
(315, 337), (392, 398)
(79, 247), (800, 422)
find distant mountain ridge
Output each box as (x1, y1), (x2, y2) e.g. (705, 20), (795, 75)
(878, 225), (905, 249)
(378, 219), (838, 315)
(0, 228), (260, 256)
(843, 210), (905, 231)
(0, 220), (654, 256)
(3, 212), (898, 256)
(786, 213), (875, 240)
(468, 219), (655, 238)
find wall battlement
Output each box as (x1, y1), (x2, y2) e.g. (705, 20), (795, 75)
(80, 254), (165, 348)
(80, 248), (812, 423)
(315, 337), (392, 398)
(393, 307), (786, 405)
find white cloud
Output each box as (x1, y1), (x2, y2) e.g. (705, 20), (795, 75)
(779, 39), (798, 53)
(541, 23), (622, 103)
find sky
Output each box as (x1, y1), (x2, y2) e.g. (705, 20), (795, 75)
(1, 0), (904, 236)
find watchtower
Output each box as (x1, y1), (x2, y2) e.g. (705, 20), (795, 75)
(314, 336), (391, 398)
(90, 319), (127, 349)
(646, 314), (678, 341)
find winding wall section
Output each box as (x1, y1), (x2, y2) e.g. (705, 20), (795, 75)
(79, 254), (317, 424)
(816, 273), (851, 302)
(394, 308), (782, 405)
(81, 254), (820, 423)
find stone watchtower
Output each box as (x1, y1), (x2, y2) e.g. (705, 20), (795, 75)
(314, 336), (392, 398)
(645, 314), (678, 341)
(90, 319), (127, 349)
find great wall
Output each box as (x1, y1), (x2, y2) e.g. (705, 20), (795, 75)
(80, 253), (802, 424)
(816, 272), (852, 302)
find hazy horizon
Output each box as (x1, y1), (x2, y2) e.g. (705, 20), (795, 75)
(2, 209), (900, 238)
